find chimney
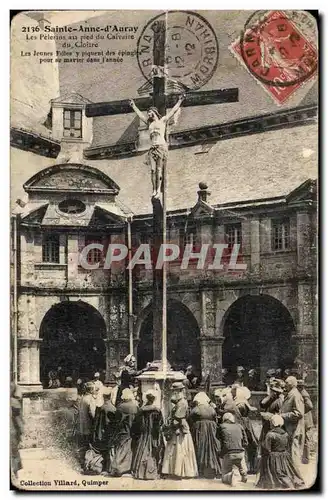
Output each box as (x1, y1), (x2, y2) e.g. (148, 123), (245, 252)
(197, 182), (211, 203)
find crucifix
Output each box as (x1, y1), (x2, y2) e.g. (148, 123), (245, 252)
(85, 19), (239, 374)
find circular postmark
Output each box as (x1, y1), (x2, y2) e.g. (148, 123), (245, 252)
(137, 10), (219, 90)
(239, 10), (318, 88)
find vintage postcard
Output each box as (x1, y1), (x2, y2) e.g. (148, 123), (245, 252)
(10, 9), (318, 491)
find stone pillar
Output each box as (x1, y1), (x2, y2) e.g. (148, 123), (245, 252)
(104, 339), (121, 383)
(200, 290), (207, 336)
(17, 339), (43, 389)
(199, 336), (224, 386)
(137, 370), (186, 422)
(297, 282), (315, 338)
(29, 340), (42, 385)
(59, 234), (67, 265)
(18, 340), (30, 385)
(259, 217), (271, 253)
(297, 212), (312, 270)
(200, 223), (213, 245)
(67, 233), (79, 281)
(241, 220), (251, 255)
(250, 216), (260, 274)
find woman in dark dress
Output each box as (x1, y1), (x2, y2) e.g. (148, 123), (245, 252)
(106, 388), (138, 477)
(259, 380), (284, 455)
(131, 391), (163, 480)
(189, 392), (221, 479)
(92, 398), (117, 472)
(256, 414), (305, 489)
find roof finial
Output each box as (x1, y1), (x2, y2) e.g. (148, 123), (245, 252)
(198, 182), (211, 203)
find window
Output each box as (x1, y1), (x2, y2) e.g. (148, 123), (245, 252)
(85, 236), (103, 265)
(225, 223), (242, 248)
(63, 109), (82, 138)
(42, 234), (60, 263)
(181, 225), (196, 247)
(272, 219), (290, 251)
(139, 232), (150, 244)
(58, 199), (86, 215)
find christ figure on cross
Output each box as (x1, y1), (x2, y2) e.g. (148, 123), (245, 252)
(129, 94), (185, 199)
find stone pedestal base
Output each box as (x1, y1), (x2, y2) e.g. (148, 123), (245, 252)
(136, 369), (186, 421)
(18, 384), (43, 394)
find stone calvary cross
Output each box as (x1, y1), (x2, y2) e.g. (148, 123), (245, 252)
(85, 20), (239, 374)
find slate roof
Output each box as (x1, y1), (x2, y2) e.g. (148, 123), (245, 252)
(86, 123), (318, 215)
(11, 11), (318, 217)
(12, 11), (318, 147)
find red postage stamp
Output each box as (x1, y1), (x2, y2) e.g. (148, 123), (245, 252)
(230, 11), (318, 104)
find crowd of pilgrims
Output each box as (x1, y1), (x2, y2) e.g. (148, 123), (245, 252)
(63, 355), (315, 489)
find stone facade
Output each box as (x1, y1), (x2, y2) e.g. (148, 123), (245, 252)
(13, 162), (317, 390)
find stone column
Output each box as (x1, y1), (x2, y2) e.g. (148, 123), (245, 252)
(29, 339), (42, 385)
(250, 216), (260, 274)
(297, 212), (312, 270)
(241, 220), (251, 255)
(259, 217), (271, 253)
(200, 290), (207, 336)
(104, 339), (120, 383)
(67, 233), (79, 281)
(59, 234), (67, 265)
(17, 339), (43, 389)
(297, 282), (315, 338)
(18, 340), (30, 385)
(200, 336), (225, 386)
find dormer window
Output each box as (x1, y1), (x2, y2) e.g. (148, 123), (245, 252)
(63, 109), (82, 138)
(225, 223), (242, 249)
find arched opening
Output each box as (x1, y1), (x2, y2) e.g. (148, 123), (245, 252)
(137, 299), (201, 375)
(222, 294), (296, 383)
(40, 301), (106, 387)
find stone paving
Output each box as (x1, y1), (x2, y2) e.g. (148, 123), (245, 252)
(12, 447), (317, 492)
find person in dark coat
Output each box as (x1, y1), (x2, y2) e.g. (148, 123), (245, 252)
(131, 391), (163, 480)
(93, 399), (117, 469)
(264, 369), (277, 391)
(224, 385), (258, 474)
(259, 380), (284, 455)
(213, 388), (226, 424)
(77, 381), (97, 469)
(256, 414), (305, 489)
(189, 392), (221, 479)
(106, 388), (138, 477)
(10, 383), (24, 478)
(297, 380), (314, 464)
(217, 412), (248, 486)
(235, 366), (246, 386)
(117, 355), (148, 405)
(281, 376), (305, 471)
(247, 369), (260, 391)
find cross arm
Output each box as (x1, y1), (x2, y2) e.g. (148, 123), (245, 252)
(85, 88), (239, 118)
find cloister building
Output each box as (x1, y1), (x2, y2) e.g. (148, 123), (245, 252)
(11, 11), (318, 393)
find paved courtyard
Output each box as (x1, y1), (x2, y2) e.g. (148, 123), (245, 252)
(12, 447), (317, 492)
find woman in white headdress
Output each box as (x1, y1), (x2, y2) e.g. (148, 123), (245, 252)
(189, 392), (221, 479)
(161, 382), (198, 479)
